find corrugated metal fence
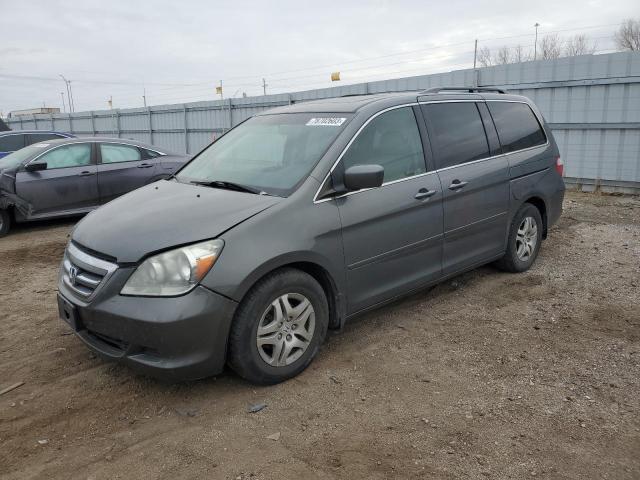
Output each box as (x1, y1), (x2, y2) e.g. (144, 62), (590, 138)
(7, 52), (640, 193)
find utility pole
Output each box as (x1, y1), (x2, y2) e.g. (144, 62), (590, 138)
(473, 39), (478, 69)
(262, 78), (267, 96)
(60, 92), (66, 113)
(59, 74), (73, 113)
(143, 87), (147, 107)
(108, 96), (113, 109)
(68, 81), (75, 112)
(219, 80), (224, 100)
(534, 23), (540, 60)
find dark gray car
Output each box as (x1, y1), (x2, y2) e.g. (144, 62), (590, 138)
(0, 137), (189, 236)
(57, 88), (565, 384)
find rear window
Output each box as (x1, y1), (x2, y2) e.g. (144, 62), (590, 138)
(0, 134), (25, 152)
(487, 102), (547, 153)
(27, 133), (65, 145)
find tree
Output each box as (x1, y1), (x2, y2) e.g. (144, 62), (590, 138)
(512, 45), (531, 63)
(564, 34), (597, 56)
(540, 34), (563, 60)
(477, 46), (493, 67)
(614, 18), (640, 51)
(495, 46), (512, 65)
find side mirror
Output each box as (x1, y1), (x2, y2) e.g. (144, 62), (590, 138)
(25, 161), (47, 172)
(343, 164), (384, 191)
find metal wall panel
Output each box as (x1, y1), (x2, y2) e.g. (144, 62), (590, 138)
(6, 51), (640, 192)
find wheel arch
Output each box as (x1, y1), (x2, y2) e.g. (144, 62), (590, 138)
(523, 195), (548, 238)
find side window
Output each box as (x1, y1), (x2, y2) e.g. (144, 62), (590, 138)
(38, 144), (91, 169)
(0, 134), (25, 152)
(422, 102), (490, 169)
(142, 148), (163, 159)
(26, 133), (64, 145)
(341, 107), (426, 183)
(487, 102), (547, 153)
(100, 144), (142, 164)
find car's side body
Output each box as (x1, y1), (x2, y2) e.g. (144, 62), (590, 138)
(0, 137), (189, 224)
(0, 130), (74, 158)
(58, 90), (565, 381)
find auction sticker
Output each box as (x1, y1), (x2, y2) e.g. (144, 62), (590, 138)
(32, 143), (50, 148)
(306, 117), (346, 126)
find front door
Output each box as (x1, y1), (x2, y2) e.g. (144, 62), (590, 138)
(15, 142), (99, 217)
(97, 143), (158, 203)
(421, 101), (509, 274)
(333, 106), (444, 314)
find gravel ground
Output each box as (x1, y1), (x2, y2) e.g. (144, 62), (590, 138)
(0, 191), (639, 479)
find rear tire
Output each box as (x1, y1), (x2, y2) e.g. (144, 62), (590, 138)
(0, 209), (10, 238)
(228, 268), (329, 384)
(495, 203), (543, 273)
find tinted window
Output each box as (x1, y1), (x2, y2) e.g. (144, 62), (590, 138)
(38, 144), (91, 169)
(100, 144), (142, 163)
(142, 148), (162, 159)
(0, 134), (25, 152)
(422, 103), (490, 169)
(488, 102), (546, 153)
(27, 133), (65, 145)
(341, 107), (425, 183)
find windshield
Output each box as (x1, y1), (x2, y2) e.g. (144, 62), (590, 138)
(176, 113), (351, 196)
(0, 144), (49, 170)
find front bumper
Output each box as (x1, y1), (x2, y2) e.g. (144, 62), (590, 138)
(58, 265), (238, 382)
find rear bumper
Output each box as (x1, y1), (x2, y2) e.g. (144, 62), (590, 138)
(547, 176), (566, 228)
(59, 274), (238, 382)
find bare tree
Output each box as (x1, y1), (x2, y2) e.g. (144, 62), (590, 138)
(564, 34), (597, 56)
(540, 34), (563, 60)
(495, 46), (512, 65)
(512, 45), (531, 63)
(614, 18), (640, 51)
(477, 46), (493, 67)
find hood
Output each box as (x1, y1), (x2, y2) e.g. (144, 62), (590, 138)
(72, 179), (281, 263)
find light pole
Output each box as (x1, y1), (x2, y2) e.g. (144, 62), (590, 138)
(60, 92), (66, 113)
(59, 75), (74, 112)
(534, 23), (540, 60)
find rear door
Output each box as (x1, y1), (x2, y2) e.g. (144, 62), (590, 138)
(0, 133), (25, 158)
(15, 142), (99, 216)
(421, 101), (509, 274)
(333, 105), (444, 313)
(97, 142), (158, 203)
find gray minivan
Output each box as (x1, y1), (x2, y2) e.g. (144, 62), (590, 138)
(57, 87), (565, 384)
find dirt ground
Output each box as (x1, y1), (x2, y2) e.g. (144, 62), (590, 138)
(0, 191), (639, 480)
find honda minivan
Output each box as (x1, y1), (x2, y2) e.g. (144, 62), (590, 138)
(57, 87), (565, 384)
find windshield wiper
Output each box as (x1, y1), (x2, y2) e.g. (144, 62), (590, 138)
(190, 180), (268, 195)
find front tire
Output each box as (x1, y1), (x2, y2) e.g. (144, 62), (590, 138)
(495, 203), (543, 273)
(228, 268), (329, 384)
(0, 209), (11, 238)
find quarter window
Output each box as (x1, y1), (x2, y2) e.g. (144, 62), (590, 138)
(341, 107), (426, 183)
(0, 134), (25, 152)
(38, 144), (91, 169)
(422, 102), (490, 169)
(27, 133), (65, 145)
(100, 144), (142, 164)
(487, 102), (547, 153)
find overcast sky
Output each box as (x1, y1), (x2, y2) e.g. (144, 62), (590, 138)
(0, 0), (636, 114)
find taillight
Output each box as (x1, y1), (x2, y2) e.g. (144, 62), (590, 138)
(555, 156), (564, 176)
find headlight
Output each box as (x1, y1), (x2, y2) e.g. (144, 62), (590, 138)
(121, 239), (224, 296)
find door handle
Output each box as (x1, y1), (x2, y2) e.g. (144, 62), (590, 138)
(414, 188), (436, 200)
(448, 180), (468, 191)
(137, 163), (153, 168)
(78, 171), (95, 177)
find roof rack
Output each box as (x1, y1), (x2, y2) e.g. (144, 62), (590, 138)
(420, 86), (506, 94)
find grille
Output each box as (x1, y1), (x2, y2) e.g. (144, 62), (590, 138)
(61, 242), (117, 300)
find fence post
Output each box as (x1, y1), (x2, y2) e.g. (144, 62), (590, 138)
(33, 114), (38, 130)
(228, 98), (233, 130)
(68, 113), (73, 134)
(183, 104), (188, 154)
(90, 111), (96, 135)
(116, 110), (121, 138)
(148, 107), (153, 145)
(50, 113), (54, 131)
